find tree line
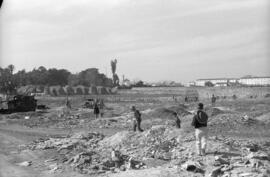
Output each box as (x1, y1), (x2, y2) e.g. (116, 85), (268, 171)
(0, 65), (113, 94)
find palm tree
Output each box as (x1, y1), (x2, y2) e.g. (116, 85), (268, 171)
(111, 59), (119, 86)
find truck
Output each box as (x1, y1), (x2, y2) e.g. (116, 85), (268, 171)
(0, 95), (37, 113)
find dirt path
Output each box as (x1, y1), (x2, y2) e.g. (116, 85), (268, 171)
(0, 124), (87, 177)
(0, 123), (126, 177)
(0, 128), (39, 177)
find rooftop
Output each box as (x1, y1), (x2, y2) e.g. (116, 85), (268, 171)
(240, 76), (270, 79)
(196, 78), (237, 81)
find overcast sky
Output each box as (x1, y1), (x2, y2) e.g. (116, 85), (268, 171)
(0, 0), (269, 83)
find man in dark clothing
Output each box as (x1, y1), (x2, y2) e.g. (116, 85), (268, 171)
(211, 94), (216, 107)
(191, 103), (208, 156)
(98, 99), (105, 117)
(66, 96), (71, 109)
(94, 102), (100, 119)
(173, 112), (181, 128)
(131, 106), (143, 132)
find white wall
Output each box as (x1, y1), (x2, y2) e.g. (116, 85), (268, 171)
(239, 78), (270, 86)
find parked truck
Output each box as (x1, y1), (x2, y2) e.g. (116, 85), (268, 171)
(0, 95), (37, 113)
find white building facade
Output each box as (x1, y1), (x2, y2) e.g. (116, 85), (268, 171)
(195, 78), (237, 87)
(239, 77), (270, 86)
(193, 76), (270, 87)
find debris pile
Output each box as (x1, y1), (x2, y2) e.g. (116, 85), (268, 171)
(100, 125), (181, 161)
(209, 113), (259, 129)
(26, 132), (104, 151)
(206, 150), (270, 177)
(24, 131), (146, 174)
(145, 106), (190, 119)
(88, 115), (131, 129)
(255, 112), (270, 124)
(23, 124), (270, 176)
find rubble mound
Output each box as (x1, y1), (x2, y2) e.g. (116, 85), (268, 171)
(27, 132), (104, 151)
(204, 107), (232, 117)
(99, 131), (131, 148)
(88, 115), (131, 129)
(25, 131), (146, 174)
(23, 125), (270, 176)
(210, 113), (257, 127)
(209, 107), (225, 116)
(100, 125), (183, 161)
(255, 112), (270, 124)
(145, 106), (190, 119)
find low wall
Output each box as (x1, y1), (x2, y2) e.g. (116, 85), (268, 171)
(125, 87), (270, 99)
(196, 87), (270, 99)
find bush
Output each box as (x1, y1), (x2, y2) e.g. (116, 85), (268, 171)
(205, 81), (214, 87)
(265, 93), (270, 98)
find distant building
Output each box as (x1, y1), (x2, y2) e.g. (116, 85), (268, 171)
(239, 76), (270, 86)
(215, 82), (228, 87)
(195, 78), (238, 87)
(192, 76), (270, 87)
(121, 79), (131, 87)
(185, 81), (196, 87)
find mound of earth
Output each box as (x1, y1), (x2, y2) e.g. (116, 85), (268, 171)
(24, 131), (142, 175)
(99, 131), (131, 148)
(255, 112), (270, 124)
(204, 107), (233, 117)
(207, 112), (270, 139)
(144, 106), (190, 119)
(22, 125), (270, 177)
(88, 114), (131, 129)
(100, 125), (188, 161)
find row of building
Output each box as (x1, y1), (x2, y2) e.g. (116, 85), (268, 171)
(188, 76), (270, 87)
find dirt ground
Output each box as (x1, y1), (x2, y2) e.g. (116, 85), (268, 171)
(0, 87), (270, 177)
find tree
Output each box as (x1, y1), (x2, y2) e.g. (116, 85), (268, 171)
(69, 68), (113, 87)
(205, 81), (214, 87)
(47, 69), (70, 86)
(26, 66), (49, 85)
(68, 74), (80, 86)
(0, 66), (17, 94)
(111, 59), (119, 86)
(133, 80), (144, 87)
(13, 69), (27, 86)
(7, 64), (15, 74)
(2, 65), (113, 90)
(111, 59), (117, 74)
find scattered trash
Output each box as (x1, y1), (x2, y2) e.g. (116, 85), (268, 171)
(181, 160), (204, 174)
(208, 166), (223, 177)
(17, 161), (32, 167)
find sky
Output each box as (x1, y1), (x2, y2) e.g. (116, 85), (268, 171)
(0, 0), (269, 83)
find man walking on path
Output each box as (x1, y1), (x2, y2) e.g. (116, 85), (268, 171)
(192, 103), (208, 156)
(131, 106), (143, 132)
(66, 96), (71, 109)
(211, 94), (216, 107)
(173, 112), (181, 128)
(98, 99), (105, 117)
(93, 101), (100, 119)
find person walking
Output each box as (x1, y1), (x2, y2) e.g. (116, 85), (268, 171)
(99, 99), (105, 118)
(173, 112), (181, 128)
(211, 94), (216, 107)
(93, 102), (100, 119)
(66, 96), (71, 109)
(131, 106), (143, 132)
(191, 103), (208, 156)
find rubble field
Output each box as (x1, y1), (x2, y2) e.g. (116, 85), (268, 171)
(0, 87), (270, 177)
